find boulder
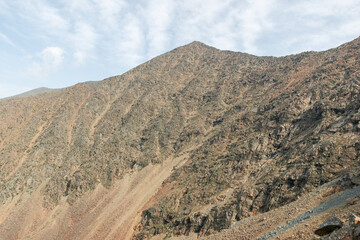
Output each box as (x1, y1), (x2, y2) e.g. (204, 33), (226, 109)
(320, 225), (352, 240)
(349, 214), (360, 227)
(315, 217), (343, 236)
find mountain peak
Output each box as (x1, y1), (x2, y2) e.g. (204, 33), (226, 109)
(188, 40), (206, 46)
(180, 40), (217, 51)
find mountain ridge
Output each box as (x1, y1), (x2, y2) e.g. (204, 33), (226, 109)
(3, 36), (359, 103)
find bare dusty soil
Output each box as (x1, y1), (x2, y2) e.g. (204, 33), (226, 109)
(1, 159), (358, 240)
(0, 153), (188, 240)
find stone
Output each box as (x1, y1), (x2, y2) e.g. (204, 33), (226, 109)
(315, 217), (343, 236)
(349, 214), (360, 227)
(322, 225), (352, 240)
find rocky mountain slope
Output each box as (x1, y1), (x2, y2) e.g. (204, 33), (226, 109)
(0, 37), (359, 240)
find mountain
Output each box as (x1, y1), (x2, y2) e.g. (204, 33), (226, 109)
(1, 87), (58, 100)
(0, 38), (359, 240)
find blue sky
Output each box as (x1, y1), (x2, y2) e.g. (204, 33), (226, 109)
(0, 0), (360, 98)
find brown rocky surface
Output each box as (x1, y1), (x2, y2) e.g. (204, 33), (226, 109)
(0, 37), (359, 240)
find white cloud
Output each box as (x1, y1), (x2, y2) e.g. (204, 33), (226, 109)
(114, 13), (145, 68)
(1, 0), (360, 97)
(40, 47), (64, 68)
(70, 22), (98, 65)
(168, 0), (237, 50)
(293, 0), (360, 17)
(0, 0), (10, 16)
(26, 47), (65, 79)
(143, 0), (175, 57)
(268, 0), (360, 55)
(0, 82), (31, 99)
(38, 4), (69, 33)
(294, 19), (360, 53)
(0, 33), (17, 48)
(62, 0), (95, 15)
(235, 0), (276, 54)
(93, 0), (126, 29)
(73, 51), (86, 65)
(14, 0), (69, 36)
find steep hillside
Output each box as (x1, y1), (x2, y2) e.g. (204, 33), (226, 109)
(133, 38), (360, 239)
(0, 38), (359, 240)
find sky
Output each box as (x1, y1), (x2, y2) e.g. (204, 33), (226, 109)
(0, 0), (360, 99)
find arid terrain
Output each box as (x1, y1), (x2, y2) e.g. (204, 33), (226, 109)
(0, 37), (359, 240)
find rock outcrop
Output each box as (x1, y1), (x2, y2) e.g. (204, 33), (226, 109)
(316, 214), (360, 240)
(315, 217), (343, 236)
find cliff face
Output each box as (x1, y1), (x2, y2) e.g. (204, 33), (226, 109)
(0, 38), (359, 239)
(133, 38), (360, 238)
